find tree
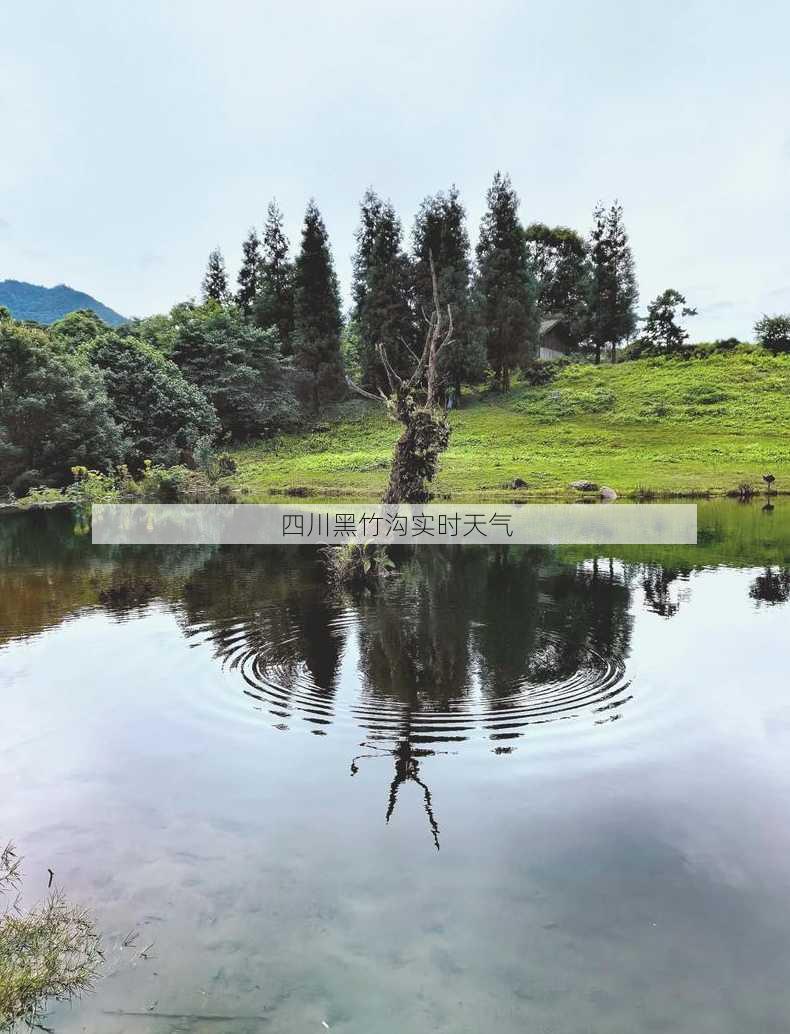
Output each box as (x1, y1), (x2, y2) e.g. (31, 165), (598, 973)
(236, 228), (261, 316)
(348, 255), (453, 503)
(754, 314), (790, 355)
(413, 186), (485, 399)
(202, 248), (228, 303)
(588, 201), (638, 363)
(171, 302), (299, 439)
(524, 223), (591, 345)
(641, 288), (697, 352)
(254, 201), (295, 355)
(0, 320), (121, 491)
(352, 190), (415, 390)
(292, 200), (345, 408)
(88, 333), (219, 470)
(48, 309), (106, 351)
(474, 172), (537, 391)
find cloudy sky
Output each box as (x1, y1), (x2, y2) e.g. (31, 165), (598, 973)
(1, 0), (788, 339)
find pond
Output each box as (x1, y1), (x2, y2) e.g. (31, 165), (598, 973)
(1, 501), (790, 1033)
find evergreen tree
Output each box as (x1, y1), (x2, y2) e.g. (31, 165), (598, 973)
(352, 190), (415, 390)
(474, 173), (537, 391)
(413, 186), (485, 400)
(254, 201), (295, 355)
(236, 228), (261, 316)
(524, 223), (591, 346)
(292, 200), (345, 407)
(202, 248), (228, 303)
(588, 201), (638, 363)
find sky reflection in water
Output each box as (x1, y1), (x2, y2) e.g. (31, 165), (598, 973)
(1, 502), (789, 1033)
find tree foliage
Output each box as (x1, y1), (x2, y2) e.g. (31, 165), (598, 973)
(754, 314), (790, 355)
(588, 201), (638, 363)
(474, 172), (537, 390)
(202, 248), (228, 303)
(524, 223), (591, 345)
(171, 302), (299, 439)
(89, 333), (219, 469)
(641, 288), (697, 352)
(413, 186), (485, 398)
(0, 320), (122, 491)
(235, 228), (261, 315)
(352, 190), (415, 390)
(254, 200), (295, 354)
(292, 200), (345, 407)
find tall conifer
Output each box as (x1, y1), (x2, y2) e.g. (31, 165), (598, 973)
(292, 200), (345, 407)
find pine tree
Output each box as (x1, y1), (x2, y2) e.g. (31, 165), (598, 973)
(292, 200), (345, 408)
(236, 228), (261, 316)
(352, 190), (415, 390)
(202, 248), (228, 303)
(588, 201), (638, 363)
(254, 201), (295, 355)
(474, 173), (537, 391)
(413, 185), (485, 400)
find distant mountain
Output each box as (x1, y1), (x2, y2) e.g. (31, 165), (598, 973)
(0, 279), (126, 326)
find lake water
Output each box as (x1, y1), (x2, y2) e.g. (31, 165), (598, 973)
(1, 502), (790, 1033)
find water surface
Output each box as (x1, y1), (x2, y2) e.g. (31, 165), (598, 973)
(1, 502), (789, 1033)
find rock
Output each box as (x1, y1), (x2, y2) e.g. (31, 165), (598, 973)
(599, 486), (618, 500)
(570, 480), (599, 492)
(510, 477), (528, 489)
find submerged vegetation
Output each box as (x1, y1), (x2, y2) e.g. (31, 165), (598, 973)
(0, 843), (102, 1031)
(321, 541), (395, 586)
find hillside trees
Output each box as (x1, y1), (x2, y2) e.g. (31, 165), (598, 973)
(0, 320), (122, 491)
(475, 173), (537, 390)
(641, 288), (697, 353)
(235, 229), (261, 316)
(754, 314), (790, 355)
(292, 200), (345, 407)
(254, 201), (295, 354)
(588, 201), (638, 363)
(524, 223), (591, 346)
(89, 334), (219, 468)
(352, 190), (415, 390)
(171, 303), (298, 439)
(413, 186), (485, 399)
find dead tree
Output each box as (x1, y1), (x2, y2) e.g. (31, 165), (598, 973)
(348, 253), (453, 503)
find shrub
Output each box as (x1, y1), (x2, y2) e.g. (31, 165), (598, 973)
(754, 314), (790, 355)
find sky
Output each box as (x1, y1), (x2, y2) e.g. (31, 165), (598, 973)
(1, 0), (788, 340)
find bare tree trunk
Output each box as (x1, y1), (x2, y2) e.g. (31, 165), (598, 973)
(347, 253), (454, 504)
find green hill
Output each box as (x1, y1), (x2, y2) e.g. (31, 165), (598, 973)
(0, 279), (126, 326)
(232, 351), (790, 500)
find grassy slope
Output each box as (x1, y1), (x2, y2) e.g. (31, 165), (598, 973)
(233, 353), (790, 501)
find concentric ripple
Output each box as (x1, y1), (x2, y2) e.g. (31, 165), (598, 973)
(186, 605), (632, 748)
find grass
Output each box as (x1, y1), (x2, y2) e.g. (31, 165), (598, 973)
(1, 843), (102, 1031)
(232, 352), (790, 501)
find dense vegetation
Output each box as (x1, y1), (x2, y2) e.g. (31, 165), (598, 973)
(2, 172), (789, 498)
(0, 279), (125, 326)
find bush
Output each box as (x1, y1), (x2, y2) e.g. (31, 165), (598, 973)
(754, 314), (790, 355)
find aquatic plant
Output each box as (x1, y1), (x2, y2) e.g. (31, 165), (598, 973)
(320, 541), (395, 586)
(0, 842), (102, 1032)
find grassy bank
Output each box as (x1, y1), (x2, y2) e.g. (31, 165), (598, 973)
(233, 352), (790, 501)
